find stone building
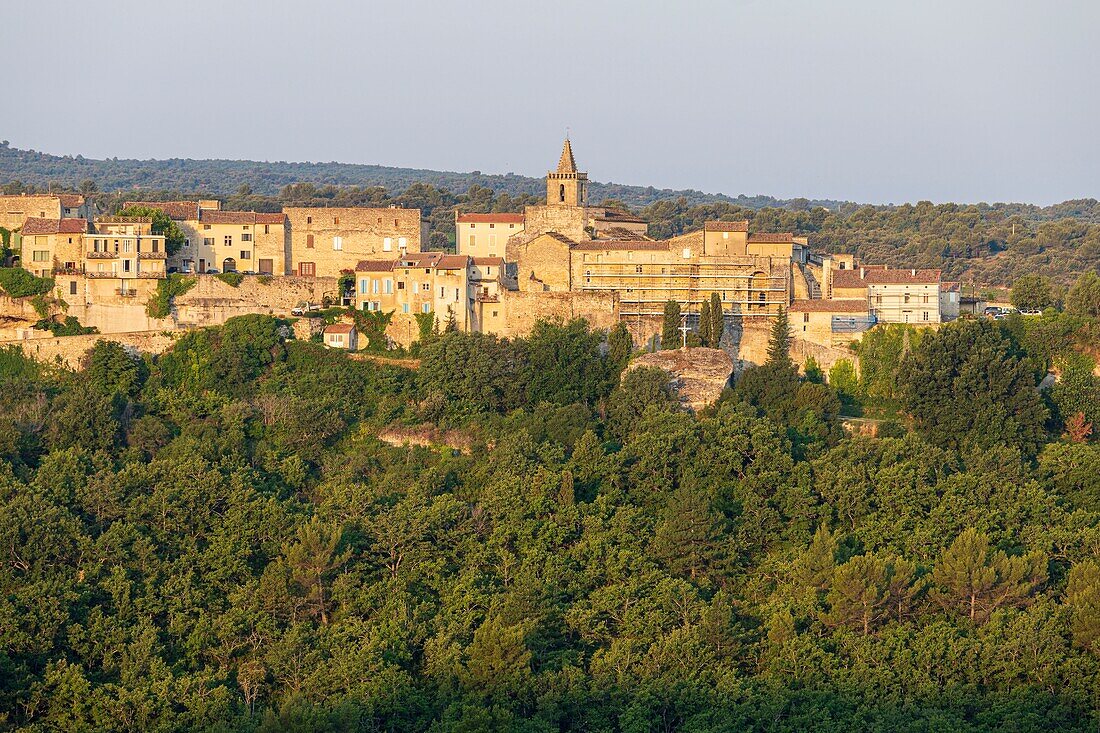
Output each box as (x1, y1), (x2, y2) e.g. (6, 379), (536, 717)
(455, 213), (524, 258)
(184, 210), (287, 275)
(831, 267), (943, 324)
(53, 216), (168, 306)
(285, 207), (425, 278)
(0, 193), (88, 232)
(18, 217), (87, 277)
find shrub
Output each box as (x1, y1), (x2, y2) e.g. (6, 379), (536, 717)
(0, 267), (53, 298)
(215, 272), (245, 288)
(34, 316), (97, 336)
(146, 274), (196, 319)
(256, 275), (273, 286)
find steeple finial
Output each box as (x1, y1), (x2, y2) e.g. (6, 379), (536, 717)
(557, 137), (577, 174)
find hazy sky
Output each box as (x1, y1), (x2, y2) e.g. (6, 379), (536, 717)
(7, 0), (1098, 204)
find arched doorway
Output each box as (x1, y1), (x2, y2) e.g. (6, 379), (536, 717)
(222, 258), (237, 273)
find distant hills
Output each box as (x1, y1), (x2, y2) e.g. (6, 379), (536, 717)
(0, 141), (845, 211)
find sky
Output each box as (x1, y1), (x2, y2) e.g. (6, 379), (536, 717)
(6, 0), (1099, 205)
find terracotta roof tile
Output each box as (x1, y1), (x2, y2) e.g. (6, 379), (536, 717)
(471, 257), (505, 266)
(704, 220), (750, 232)
(456, 212), (525, 224)
(56, 194), (84, 208)
(324, 323), (355, 334)
(790, 299), (869, 313)
(355, 260), (395, 272)
(833, 268), (942, 288)
(436, 255), (470, 270)
(200, 210), (285, 225)
(20, 217), (87, 235)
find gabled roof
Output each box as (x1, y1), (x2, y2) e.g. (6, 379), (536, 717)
(124, 201), (201, 221)
(56, 194), (84, 208)
(704, 220), (750, 232)
(594, 209), (646, 224)
(471, 257), (505, 266)
(456, 212), (525, 224)
(437, 255), (470, 270)
(832, 268), (942, 288)
(396, 252), (444, 268)
(20, 217), (87, 235)
(355, 260), (395, 272)
(790, 299), (869, 313)
(324, 323), (355, 334)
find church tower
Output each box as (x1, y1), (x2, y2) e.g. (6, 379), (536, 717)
(546, 138), (588, 207)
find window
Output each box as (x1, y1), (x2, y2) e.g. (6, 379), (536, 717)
(923, 311), (929, 321)
(922, 295), (929, 304)
(123, 240), (132, 253)
(32, 250), (48, 262)
(372, 301), (380, 311)
(241, 233), (252, 242)
(384, 278), (393, 294)
(204, 224), (211, 230)
(123, 260), (131, 273)
(333, 216), (339, 225)
(682, 248), (692, 258)
(383, 237), (393, 252)
(359, 279), (368, 295)
(509, 224), (515, 229)
(398, 237), (407, 249)
(306, 216), (312, 224)
(422, 303), (431, 314)
(224, 235), (233, 247)
(204, 237), (214, 247)
(492, 310), (499, 317)
(422, 283), (430, 292)
(264, 225), (270, 234)
(306, 234), (314, 249)
(240, 251), (251, 260)
(372, 279), (380, 294)
(70, 281), (77, 295)
(402, 303), (409, 314)
(635, 265), (643, 274)
(397, 281), (405, 290)
(468, 235), (475, 250)
(803, 313), (810, 323)
(299, 262), (316, 277)
(489, 223), (495, 229)
(333, 236), (343, 251)
(904, 293), (910, 304)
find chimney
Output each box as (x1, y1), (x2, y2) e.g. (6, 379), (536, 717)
(860, 267), (865, 279)
(911, 268), (916, 276)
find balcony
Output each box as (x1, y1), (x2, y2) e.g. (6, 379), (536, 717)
(54, 267), (84, 276)
(138, 251), (167, 260)
(475, 293), (500, 303)
(86, 251), (118, 259)
(86, 271), (118, 279)
(136, 272), (166, 279)
(114, 288), (140, 298)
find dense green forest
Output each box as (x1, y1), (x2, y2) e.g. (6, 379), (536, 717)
(3, 140), (1099, 285)
(1, 308), (1098, 731)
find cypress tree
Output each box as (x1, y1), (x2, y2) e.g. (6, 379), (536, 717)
(698, 299), (712, 348)
(766, 306), (793, 367)
(661, 300), (681, 349)
(708, 292), (724, 347)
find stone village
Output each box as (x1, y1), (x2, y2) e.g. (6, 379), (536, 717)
(0, 140), (960, 370)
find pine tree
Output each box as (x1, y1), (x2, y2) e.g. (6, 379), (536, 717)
(931, 527), (1047, 623)
(824, 554), (890, 635)
(766, 306), (793, 367)
(661, 300), (681, 349)
(708, 292), (724, 347)
(698, 299), (712, 347)
(1067, 560), (1100, 653)
(797, 525), (837, 593)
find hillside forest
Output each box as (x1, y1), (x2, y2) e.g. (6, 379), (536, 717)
(0, 305), (1099, 731)
(2, 141), (1099, 287)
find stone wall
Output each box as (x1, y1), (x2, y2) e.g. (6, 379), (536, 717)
(0, 195), (63, 231)
(734, 319), (858, 375)
(500, 290), (619, 336)
(285, 207), (423, 278)
(0, 330), (178, 369)
(522, 204), (588, 242)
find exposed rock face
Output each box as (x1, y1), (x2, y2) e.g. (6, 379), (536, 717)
(627, 347), (734, 412)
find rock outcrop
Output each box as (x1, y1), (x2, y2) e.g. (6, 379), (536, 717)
(627, 347), (734, 412)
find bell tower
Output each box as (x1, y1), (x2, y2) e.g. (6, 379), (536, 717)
(546, 138), (587, 207)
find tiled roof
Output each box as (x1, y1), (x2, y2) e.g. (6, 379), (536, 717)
(598, 226), (649, 240)
(748, 232), (794, 243)
(437, 255), (470, 270)
(397, 252), (444, 267)
(200, 210), (285, 225)
(942, 281), (961, 292)
(20, 217), (87, 235)
(56, 194), (84, 208)
(704, 220), (749, 232)
(324, 323), (355, 334)
(456, 212), (525, 224)
(595, 209), (646, 224)
(471, 257), (505, 266)
(833, 268), (942, 288)
(790, 299), (869, 313)
(573, 240), (670, 251)
(124, 201), (201, 220)
(355, 260), (395, 272)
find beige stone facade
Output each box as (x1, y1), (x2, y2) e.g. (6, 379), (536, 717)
(455, 213), (524, 258)
(285, 207), (424, 278)
(182, 210), (287, 275)
(19, 218), (87, 277)
(0, 194), (87, 232)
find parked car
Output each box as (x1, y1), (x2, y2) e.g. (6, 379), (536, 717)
(205, 268), (220, 275)
(291, 302), (324, 316)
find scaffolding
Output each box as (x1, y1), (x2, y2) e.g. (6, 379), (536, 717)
(579, 261), (789, 317)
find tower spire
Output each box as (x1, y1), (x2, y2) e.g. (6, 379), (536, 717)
(557, 137), (577, 174)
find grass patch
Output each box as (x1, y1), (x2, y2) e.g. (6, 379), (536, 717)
(215, 272), (245, 288)
(0, 267), (54, 298)
(146, 274), (197, 319)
